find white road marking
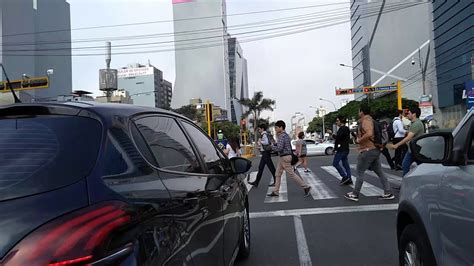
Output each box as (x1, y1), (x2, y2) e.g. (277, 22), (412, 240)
(293, 215), (312, 266)
(297, 169), (337, 200)
(244, 171), (257, 192)
(320, 166), (384, 196)
(265, 172), (288, 203)
(349, 164), (403, 183)
(250, 204), (398, 218)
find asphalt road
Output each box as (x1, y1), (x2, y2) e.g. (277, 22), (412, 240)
(236, 147), (402, 266)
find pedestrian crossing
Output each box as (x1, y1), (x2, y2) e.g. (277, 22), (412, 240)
(247, 163), (402, 204)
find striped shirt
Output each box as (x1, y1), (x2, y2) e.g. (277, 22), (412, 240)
(272, 131), (293, 156)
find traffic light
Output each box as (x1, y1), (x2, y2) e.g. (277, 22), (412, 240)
(335, 88), (354, 95)
(0, 76), (49, 93)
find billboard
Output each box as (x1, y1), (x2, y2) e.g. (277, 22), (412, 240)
(118, 67), (154, 78)
(99, 69), (118, 91)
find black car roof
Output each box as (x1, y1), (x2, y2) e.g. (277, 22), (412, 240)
(0, 101), (189, 122)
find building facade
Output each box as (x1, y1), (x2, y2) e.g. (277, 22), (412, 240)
(0, 0), (72, 102)
(431, 0), (473, 128)
(172, 0), (231, 116)
(117, 64), (172, 109)
(228, 37), (249, 124)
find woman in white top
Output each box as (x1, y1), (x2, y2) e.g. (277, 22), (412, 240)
(225, 137), (241, 159)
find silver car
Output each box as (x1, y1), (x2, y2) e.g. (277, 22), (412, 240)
(291, 139), (335, 156)
(397, 108), (474, 265)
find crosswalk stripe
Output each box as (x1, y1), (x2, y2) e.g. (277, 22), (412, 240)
(265, 172), (288, 203)
(244, 171), (257, 192)
(320, 166), (383, 196)
(349, 164), (402, 183)
(297, 169), (337, 200)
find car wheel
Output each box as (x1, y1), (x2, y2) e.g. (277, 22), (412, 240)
(325, 147), (334, 155)
(237, 205), (251, 259)
(399, 224), (436, 266)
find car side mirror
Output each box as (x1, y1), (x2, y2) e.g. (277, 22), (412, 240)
(230, 157), (252, 174)
(410, 132), (453, 164)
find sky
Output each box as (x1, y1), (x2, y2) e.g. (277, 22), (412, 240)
(66, 0), (354, 127)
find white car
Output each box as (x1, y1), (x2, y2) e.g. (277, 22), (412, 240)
(291, 139), (335, 156)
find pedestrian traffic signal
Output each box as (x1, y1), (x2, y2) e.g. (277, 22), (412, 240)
(336, 88), (354, 95)
(0, 76), (49, 93)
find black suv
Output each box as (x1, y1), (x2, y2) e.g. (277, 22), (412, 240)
(0, 102), (251, 266)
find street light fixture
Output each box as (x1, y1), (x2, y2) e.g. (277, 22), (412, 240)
(319, 97), (337, 111)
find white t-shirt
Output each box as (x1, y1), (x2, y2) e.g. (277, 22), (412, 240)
(226, 144), (239, 158)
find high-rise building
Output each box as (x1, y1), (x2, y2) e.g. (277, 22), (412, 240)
(350, 1), (436, 101)
(431, 1), (473, 127)
(117, 63), (172, 109)
(172, 0), (231, 115)
(228, 37), (249, 124)
(0, 0), (72, 102)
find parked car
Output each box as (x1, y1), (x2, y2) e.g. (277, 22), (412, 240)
(0, 102), (252, 266)
(397, 108), (474, 266)
(291, 139), (335, 156)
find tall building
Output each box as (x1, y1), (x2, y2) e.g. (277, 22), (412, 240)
(431, 1), (473, 127)
(350, 1), (436, 101)
(172, 0), (231, 115)
(0, 0), (72, 102)
(117, 63), (172, 109)
(228, 37), (249, 124)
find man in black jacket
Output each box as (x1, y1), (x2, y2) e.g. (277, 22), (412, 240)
(333, 116), (352, 185)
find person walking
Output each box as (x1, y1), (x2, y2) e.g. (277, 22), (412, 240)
(344, 103), (395, 202)
(392, 110), (407, 170)
(387, 107), (424, 177)
(294, 132), (310, 172)
(380, 121), (396, 170)
(224, 136), (241, 159)
(333, 115), (352, 185)
(267, 120), (311, 197)
(248, 124), (276, 187)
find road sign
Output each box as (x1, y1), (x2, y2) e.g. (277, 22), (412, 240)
(363, 85), (398, 94)
(0, 76), (49, 93)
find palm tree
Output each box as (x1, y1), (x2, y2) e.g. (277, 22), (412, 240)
(239, 91), (276, 139)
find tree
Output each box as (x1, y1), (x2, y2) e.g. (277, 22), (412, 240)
(214, 121), (241, 140)
(307, 117), (324, 133)
(239, 91), (275, 138)
(172, 104), (201, 122)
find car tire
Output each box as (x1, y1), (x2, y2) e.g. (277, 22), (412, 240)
(399, 224), (436, 266)
(237, 205), (251, 260)
(325, 147), (334, 155)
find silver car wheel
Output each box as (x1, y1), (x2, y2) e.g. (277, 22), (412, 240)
(404, 241), (422, 266)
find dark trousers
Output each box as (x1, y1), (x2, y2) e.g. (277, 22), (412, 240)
(393, 137), (408, 167)
(254, 151), (276, 185)
(332, 150), (351, 180)
(381, 147), (395, 169)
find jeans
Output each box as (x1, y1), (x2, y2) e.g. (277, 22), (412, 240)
(254, 151), (276, 185)
(353, 149), (391, 196)
(402, 151), (414, 177)
(332, 150), (351, 179)
(381, 147), (395, 169)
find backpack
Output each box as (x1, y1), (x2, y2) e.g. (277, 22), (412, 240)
(262, 131), (274, 152)
(372, 119), (384, 148)
(387, 120), (395, 141)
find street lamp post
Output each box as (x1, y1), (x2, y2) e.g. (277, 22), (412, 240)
(319, 97), (337, 111)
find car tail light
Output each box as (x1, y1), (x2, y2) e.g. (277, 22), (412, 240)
(1, 201), (134, 266)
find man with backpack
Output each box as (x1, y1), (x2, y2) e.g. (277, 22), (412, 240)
(344, 103), (395, 202)
(249, 124), (276, 187)
(391, 110), (407, 170)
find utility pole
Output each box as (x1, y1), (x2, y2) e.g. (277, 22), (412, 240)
(99, 42), (118, 102)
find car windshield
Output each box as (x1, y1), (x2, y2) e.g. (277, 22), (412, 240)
(0, 116), (102, 201)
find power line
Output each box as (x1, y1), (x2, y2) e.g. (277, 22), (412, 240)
(2, 1), (352, 38)
(2, 2), (425, 56)
(0, 1), (403, 48)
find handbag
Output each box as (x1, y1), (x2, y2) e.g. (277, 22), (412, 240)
(291, 153), (299, 165)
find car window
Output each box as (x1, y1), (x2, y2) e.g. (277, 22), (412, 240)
(101, 127), (169, 200)
(134, 116), (202, 173)
(181, 121), (228, 175)
(0, 116), (101, 202)
(305, 140), (315, 144)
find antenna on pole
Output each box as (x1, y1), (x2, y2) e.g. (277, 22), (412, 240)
(105, 41), (111, 69)
(99, 42), (118, 102)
